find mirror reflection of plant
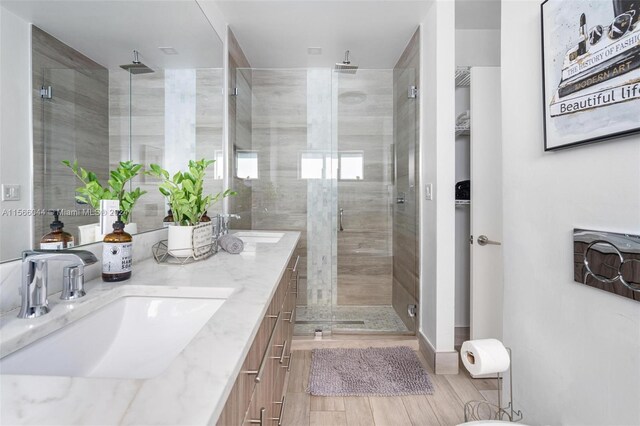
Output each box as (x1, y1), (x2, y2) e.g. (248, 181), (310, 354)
(147, 159), (236, 226)
(62, 160), (146, 224)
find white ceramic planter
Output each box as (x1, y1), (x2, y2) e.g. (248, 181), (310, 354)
(167, 225), (195, 258)
(124, 222), (138, 235)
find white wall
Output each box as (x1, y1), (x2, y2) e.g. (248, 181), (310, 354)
(0, 7), (32, 261)
(419, 0), (456, 352)
(501, 1), (640, 424)
(456, 29), (501, 66)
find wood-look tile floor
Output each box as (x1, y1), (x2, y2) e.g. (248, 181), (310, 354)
(282, 349), (498, 426)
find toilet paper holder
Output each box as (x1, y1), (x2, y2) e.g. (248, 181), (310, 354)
(463, 347), (523, 423)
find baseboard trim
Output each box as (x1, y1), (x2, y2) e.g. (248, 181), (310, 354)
(418, 332), (459, 375)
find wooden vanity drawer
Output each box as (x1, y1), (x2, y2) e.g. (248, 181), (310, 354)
(217, 243), (300, 426)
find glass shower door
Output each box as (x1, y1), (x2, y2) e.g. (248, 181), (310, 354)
(331, 69), (411, 334)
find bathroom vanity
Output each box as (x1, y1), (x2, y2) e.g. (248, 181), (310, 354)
(0, 231), (300, 425)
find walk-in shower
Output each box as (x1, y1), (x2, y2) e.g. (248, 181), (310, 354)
(230, 61), (419, 336)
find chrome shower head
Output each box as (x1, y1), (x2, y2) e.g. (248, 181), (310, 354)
(120, 50), (154, 74)
(334, 50), (358, 74)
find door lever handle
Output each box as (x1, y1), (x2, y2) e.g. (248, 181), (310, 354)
(477, 235), (501, 246)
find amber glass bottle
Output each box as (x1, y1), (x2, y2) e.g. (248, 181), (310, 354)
(200, 211), (211, 222)
(163, 209), (174, 227)
(102, 212), (132, 282)
(40, 210), (75, 250)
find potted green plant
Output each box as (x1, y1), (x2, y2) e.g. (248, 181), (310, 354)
(147, 158), (235, 257)
(62, 160), (146, 240)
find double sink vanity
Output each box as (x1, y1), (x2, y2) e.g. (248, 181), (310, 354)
(0, 230), (300, 425)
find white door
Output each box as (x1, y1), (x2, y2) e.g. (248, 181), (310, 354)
(470, 67), (503, 340)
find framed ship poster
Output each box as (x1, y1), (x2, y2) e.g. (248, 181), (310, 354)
(541, 0), (640, 150)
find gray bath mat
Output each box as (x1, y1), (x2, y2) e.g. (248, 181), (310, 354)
(307, 346), (434, 396)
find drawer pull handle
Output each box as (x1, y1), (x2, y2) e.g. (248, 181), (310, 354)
(284, 306), (296, 324)
(245, 312), (281, 383)
(271, 396), (286, 426)
(248, 407), (265, 425)
(274, 339), (288, 364)
(292, 255), (300, 272)
(283, 353), (293, 371)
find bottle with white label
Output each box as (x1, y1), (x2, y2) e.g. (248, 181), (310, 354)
(102, 212), (132, 282)
(40, 210), (75, 250)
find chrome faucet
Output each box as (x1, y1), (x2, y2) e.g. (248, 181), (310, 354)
(218, 214), (242, 236)
(19, 250), (98, 319)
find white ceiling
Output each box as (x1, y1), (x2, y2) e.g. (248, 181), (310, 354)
(214, 1), (435, 69)
(1, 1), (224, 70)
(1, 0), (500, 71)
(455, 0), (501, 30)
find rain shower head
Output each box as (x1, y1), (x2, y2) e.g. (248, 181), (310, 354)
(120, 50), (154, 74)
(334, 50), (358, 74)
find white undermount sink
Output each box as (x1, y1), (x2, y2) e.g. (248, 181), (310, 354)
(0, 293), (230, 379)
(234, 231), (284, 244)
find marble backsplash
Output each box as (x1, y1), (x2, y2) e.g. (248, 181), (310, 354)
(0, 228), (167, 315)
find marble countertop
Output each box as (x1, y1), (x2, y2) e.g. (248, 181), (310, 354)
(0, 231), (300, 425)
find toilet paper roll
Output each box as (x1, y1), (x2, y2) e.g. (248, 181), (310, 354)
(460, 339), (510, 376)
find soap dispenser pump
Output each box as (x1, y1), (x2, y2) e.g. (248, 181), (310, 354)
(40, 209), (75, 250)
(102, 211), (132, 282)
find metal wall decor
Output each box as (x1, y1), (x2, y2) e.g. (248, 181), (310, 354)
(573, 228), (640, 301)
(541, 0), (640, 150)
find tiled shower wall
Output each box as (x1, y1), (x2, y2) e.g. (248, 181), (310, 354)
(32, 26), (109, 245)
(392, 28), (420, 330)
(250, 69), (311, 297)
(250, 69), (395, 309)
(109, 68), (224, 232)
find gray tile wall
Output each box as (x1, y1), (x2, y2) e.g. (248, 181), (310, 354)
(392, 28), (421, 331)
(32, 26), (109, 246)
(109, 69), (224, 230)
(250, 69), (310, 286)
(250, 68), (395, 308)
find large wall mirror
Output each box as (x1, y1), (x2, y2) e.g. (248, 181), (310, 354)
(0, 1), (224, 262)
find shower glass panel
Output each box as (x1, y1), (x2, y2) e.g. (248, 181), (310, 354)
(109, 66), (225, 231)
(246, 68), (336, 335)
(333, 69), (412, 334)
(39, 67), (109, 246)
(237, 67), (417, 335)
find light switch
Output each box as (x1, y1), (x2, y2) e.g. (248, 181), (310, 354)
(425, 183), (433, 201)
(2, 184), (21, 201)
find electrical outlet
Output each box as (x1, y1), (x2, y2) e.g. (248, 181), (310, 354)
(425, 183), (433, 201)
(2, 184), (20, 201)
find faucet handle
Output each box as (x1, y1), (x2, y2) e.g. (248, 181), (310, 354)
(61, 265), (86, 300)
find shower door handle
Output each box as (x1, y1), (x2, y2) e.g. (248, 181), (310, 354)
(339, 208), (344, 232)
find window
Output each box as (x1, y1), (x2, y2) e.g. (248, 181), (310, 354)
(300, 152), (324, 179)
(236, 150), (258, 179)
(339, 151), (364, 180)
